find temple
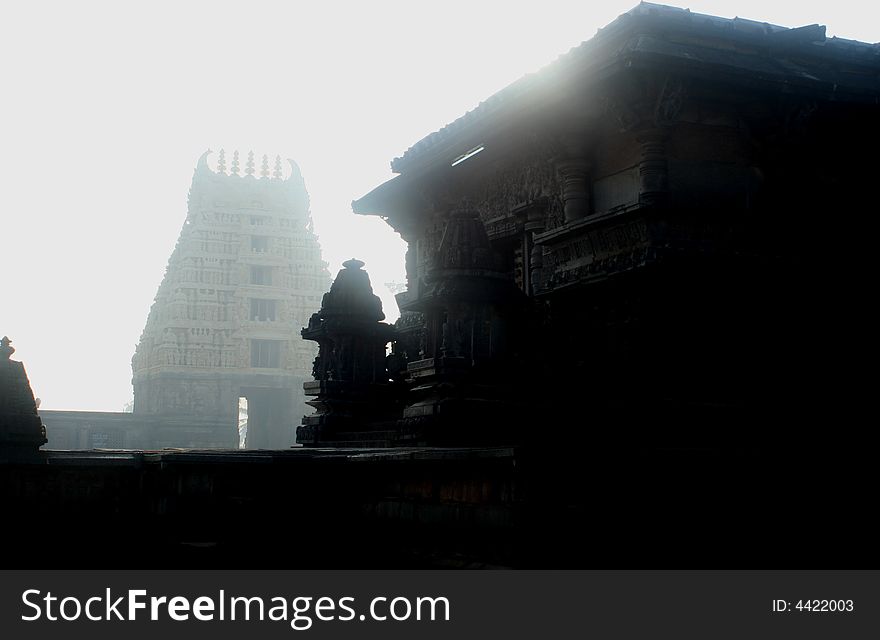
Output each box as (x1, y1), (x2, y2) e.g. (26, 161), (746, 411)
(44, 150), (331, 449)
(3, 4), (878, 567)
(302, 1), (878, 449)
(130, 149), (330, 448)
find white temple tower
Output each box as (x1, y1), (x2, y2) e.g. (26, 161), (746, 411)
(131, 150), (330, 448)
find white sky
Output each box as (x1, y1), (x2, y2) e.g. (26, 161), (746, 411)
(2, 0), (878, 411)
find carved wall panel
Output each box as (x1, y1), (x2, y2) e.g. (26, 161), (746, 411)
(476, 143), (564, 231)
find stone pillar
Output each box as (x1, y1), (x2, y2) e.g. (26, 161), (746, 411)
(637, 130), (669, 206)
(515, 200), (547, 296)
(527, 223), (546, 297)
(557, 159), (592, 223)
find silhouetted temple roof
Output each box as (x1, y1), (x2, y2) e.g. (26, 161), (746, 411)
(384, 1), (880, 177)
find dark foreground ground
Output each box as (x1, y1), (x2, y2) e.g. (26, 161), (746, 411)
(2, 440), (874, 569)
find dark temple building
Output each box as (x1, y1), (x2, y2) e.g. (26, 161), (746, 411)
(296, 2), (878, 451)
(3, 3), (878, 568)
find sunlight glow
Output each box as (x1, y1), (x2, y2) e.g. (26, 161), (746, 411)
(2, 0), (878, 411)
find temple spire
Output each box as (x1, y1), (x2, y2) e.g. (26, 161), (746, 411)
(133, 150), (331, 448)
(231, 150), (240, 175)
(216, 148), (227, 174)
(260, 154), (270, 178)
(272, 155), (283, 179)
(245, 151), (255, 176)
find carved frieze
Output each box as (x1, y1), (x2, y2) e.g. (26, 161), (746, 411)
(545, 246), (658, 288)
(602, 74), (688, 133)
(602, 95), (641, 132)
(784, 99), (818, 137)
(654, 76), (686, 127)
(484, 217), (521, 241)
(476, 143), (564, 231)
(539, 219), (651, 290)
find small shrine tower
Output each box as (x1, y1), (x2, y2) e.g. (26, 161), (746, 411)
(0, 336), (47, 459)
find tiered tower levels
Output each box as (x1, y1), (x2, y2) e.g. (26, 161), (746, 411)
(131, 150), (330, 448)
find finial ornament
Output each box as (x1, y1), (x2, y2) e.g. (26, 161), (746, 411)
(196, 149), (212, 173)
(1, 335), (14, 360)
(286, 159), (302, 183)
(273, 155), (283, 179)
(217, 148), (227, 174)
(343, 258), (365, 270)
(231, 150), (240, 175)
(245, 151), (255, 176)
(260, 154), (270, 178)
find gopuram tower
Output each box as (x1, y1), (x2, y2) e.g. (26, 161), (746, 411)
(131, 150), (330, 448)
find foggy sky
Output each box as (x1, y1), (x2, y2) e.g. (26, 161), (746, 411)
(2, 0), (877, 411)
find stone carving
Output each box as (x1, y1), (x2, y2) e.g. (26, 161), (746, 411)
(602, 95), (640, 132)
(557, 159), (592, 223)
(546, 246), (658, 286)
(654, 76), (686, 127)
(477, 142), (564, 230)
(637, 130), (669, 206)
(785, 100), (818, 136)
(602, 75), (687, 132)
(540, 218), (654, 286)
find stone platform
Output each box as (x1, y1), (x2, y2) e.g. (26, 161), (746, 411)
(3, 443), (875, 568)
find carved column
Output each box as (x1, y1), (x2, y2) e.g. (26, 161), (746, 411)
(515, 200), (547, 296)
(557, 159), (592, 223)
(637, 130), (669, 207)
(527, 212), (546, 296)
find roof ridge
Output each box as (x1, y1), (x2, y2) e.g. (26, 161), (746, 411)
(389, 2), (878, 175)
